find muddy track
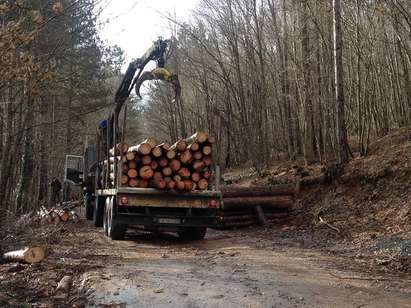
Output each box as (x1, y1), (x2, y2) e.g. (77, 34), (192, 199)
(80, 226), (411, 308)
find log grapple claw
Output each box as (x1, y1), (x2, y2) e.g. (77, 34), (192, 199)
(135, 68), (181, 100)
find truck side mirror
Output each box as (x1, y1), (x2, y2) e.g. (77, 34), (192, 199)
(64, 155), (84, 185)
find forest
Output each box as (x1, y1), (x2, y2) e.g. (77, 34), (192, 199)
(1, 0), (410, 220)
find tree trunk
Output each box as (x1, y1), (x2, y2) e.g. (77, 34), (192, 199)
(333, 0), (349, 163)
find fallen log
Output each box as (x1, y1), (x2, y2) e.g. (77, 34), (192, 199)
(221, 184), (295, 198)
(221, 196), (293, 210)
(218, 212), (288, 222)
(2, 247), (45, 264)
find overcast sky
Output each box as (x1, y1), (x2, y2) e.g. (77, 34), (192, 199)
(98, 0), (198, 66)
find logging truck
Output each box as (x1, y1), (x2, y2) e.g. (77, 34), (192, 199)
(66, 38), (221, 240)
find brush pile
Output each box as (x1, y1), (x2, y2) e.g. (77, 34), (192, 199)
(107, 131), (215, 191)
(218, 184), (295, 228)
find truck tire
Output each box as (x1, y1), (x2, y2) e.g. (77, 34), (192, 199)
(93, 196), (105, 227)
(85, 193), (94, 220)
(178, 227), (207, 241)
(106, 197), (126, 240)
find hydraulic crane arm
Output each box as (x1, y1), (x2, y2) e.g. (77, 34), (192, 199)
(115, 38), (170, 114)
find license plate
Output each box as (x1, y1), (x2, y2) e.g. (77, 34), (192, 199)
(158, 218), (181, 224)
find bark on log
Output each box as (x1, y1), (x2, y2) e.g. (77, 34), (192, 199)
(221, 184), (295, 198)
(221, 196), (293, 210)
(2, 247), (45, 263)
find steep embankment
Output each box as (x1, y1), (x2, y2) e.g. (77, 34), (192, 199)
(225, 128), (411, 273)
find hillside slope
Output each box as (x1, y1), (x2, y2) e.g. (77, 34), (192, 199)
(226, 128), (411, 273)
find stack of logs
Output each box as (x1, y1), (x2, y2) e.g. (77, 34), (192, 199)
(38, 201), (80, 224)
(218, 184), (295, 228)
(107, 131), (215, 191)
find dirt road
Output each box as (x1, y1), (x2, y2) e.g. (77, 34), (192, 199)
(79, 226), (411, 308)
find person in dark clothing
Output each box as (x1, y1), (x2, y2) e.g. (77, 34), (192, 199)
(50, 177), (62, 204)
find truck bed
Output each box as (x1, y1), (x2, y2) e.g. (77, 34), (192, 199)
(97, 187), (221, 209)
(96, 187), (221, 228)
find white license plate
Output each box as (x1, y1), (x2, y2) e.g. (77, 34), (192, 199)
(158, 218), (181, 224)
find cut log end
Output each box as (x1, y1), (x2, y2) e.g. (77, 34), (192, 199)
(3, 246), (45, 264)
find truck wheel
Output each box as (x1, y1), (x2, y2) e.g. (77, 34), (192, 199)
(178, 227), (207, 241)
(93, 196), (105, 227)
(85, 194), (94, 220)
(106, 198), (126, 240)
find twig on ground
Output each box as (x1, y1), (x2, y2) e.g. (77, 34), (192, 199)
(319, 216), (340, 233)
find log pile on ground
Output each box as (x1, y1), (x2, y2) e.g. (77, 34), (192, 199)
(37, 201), (80, 224)
(106, 132), (215, 191)
(218, 184), (295, 228)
